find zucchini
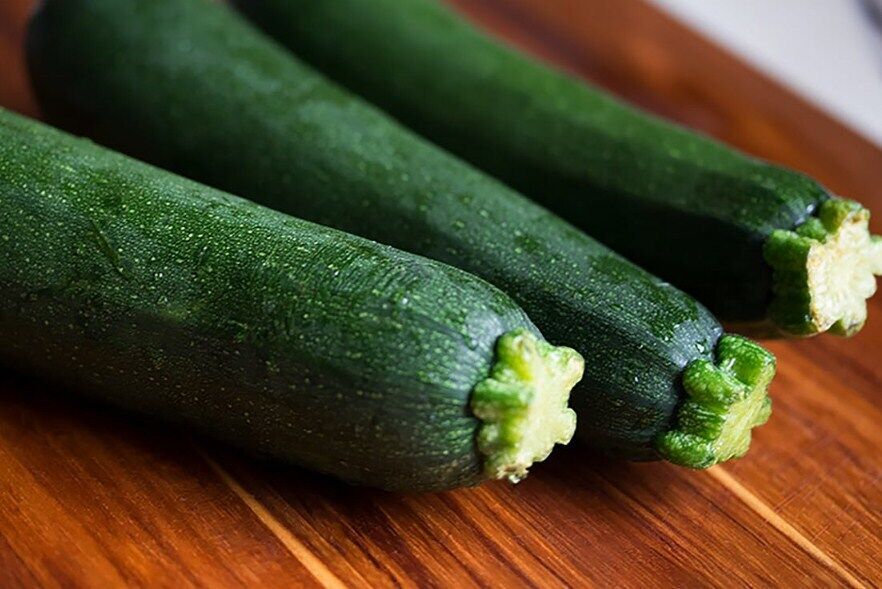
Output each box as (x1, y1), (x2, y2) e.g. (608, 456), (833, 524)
(27, 0), (776, 467)
(0, 107), (583, 492)
(232, 0), (882, 337)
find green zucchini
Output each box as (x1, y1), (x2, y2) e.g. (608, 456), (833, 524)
(0, 107), (583, 492)
(232, 0), (882, 338)
(27, 0), (776, 467)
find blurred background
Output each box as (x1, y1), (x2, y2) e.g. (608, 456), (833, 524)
(652, 0), (882, 147)
(4, 0), (882, 148)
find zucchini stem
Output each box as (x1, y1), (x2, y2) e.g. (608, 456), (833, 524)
(657, 335), (775, 469)
(471, 329), (582, 482)
(764, 198), (882, 336)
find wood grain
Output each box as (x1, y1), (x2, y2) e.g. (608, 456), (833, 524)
(0, 1), (36, 118)
(446, 1), (882, 585)
(1, 0), (881, 586)
(0, 376), (322, 588)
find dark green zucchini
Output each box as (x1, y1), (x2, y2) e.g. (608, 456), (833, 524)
(231, 0), (882, 338)
(0, 107), (583, 491)
(27, 0), (776, 467)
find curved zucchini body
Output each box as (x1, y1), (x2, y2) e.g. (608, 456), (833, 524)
(231, 0), (882, 337)
(0, 108), (583, 492)
(27, 0), (775, 466)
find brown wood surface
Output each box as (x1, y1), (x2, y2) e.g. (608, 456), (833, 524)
(1, 0), (881, 586)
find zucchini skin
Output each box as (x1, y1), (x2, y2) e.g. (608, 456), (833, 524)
(0, 108), (543, 492)
(27, 0), (726, 461)
(231, 0), (830, 324)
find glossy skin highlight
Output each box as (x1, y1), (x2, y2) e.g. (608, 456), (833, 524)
(0, 108), (582, 491)
(231, 0), (857, 330)
(27, 0), (775, 465)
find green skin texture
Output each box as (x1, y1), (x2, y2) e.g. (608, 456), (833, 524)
(0, 108), (577, 492)
(230, 0), (835, 326)
(26, 0), (773, 465)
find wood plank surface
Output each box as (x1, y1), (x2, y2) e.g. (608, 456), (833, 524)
(1, 0), (880, 586)
(442, 3), (882, 586)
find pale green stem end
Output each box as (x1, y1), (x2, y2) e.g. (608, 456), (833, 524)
(471, 329), (582, 483)
(657, 335), (775, 469)
(764, 198), (882, 337)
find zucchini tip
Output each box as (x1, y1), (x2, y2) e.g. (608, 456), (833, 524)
(656, 335), (775, 469)
(764, 198), (882, 337)
(471, 329), (582, 483)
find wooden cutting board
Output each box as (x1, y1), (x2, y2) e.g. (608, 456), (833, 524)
(1, 1), (880, 586)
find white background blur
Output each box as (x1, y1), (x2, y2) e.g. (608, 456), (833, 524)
(650, 0), (882, 148)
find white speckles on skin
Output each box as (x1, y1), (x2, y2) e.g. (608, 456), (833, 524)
(21, 0), (734, 472)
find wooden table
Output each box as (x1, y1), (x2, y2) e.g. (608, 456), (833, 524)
(2, 1), (881, 586)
